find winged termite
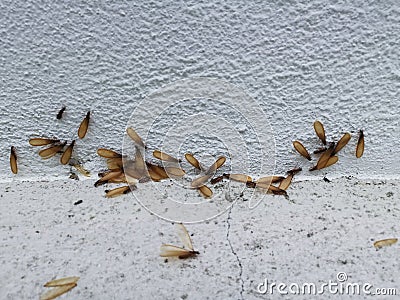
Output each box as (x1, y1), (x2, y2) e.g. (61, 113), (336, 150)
(126, 127), (146, 148)
(78, 111), (90, 139)
(313, 120), (326, 145)
(153, 150), (181, 163)
(278, 173), (293, 191)
(60, 140), (75, 165)
(313, 147), (327, 154)
(10, 146), (18, 174)
(160, 224), (199, 259)
(184, 153), (202, 170)
(205, 156), (226, 175)
(373, 238), (398, 249)
(40, 283), (77, 300)
(225, 173), (252, 183)
(105, 186), (132, 198)
(292, 141), (311, 161)
(94, 169), (123, 187)
(356, 130), (364, 158)
(39, 141), (67, 159)
(97, 148), (122, 158)
(332, 132), (351, 155)
(56, 106), (66, 119)
(210, 175), (224, 185)
(44, 276), (80, 287)
(191, 174), (213, 188)
(29, 138), (60, 146)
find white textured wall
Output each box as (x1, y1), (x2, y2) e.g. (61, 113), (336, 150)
(1, 0), (399, 180)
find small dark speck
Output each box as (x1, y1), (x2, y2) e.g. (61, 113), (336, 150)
(74, 200), (83, 205)
(164, 259), (168, 263)
(307, 232), (314, 238)
(68, 214), (74, 218)
(35, 230), (39, 233)
(386, 192), (393, 197)
(323, 177), (331, 183)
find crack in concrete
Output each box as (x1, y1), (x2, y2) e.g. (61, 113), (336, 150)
(226, 204), (244, 300)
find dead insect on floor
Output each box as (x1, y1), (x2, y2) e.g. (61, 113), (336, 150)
(105, 185), (132, 198)
(78, 111), (90, 139)
(160, 224), (199, 259)
(56, 106), (66, 119)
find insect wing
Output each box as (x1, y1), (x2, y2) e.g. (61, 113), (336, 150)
(313, 120), (326, 145)
(40, 284), (77, 300)
(293, 141), (311, 161)
(10, 146), (18, 174)
(176, 223), (194, 251)
(356, 130), (364, 158)
(78, 111), (90, 139)
(44, 276), (80, 287)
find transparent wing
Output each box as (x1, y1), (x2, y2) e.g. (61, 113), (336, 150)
(40, 283), (77, 300)
(176, 223), (194, 251)
(44, 276), (80, 287)
(160, 244), (191, 257)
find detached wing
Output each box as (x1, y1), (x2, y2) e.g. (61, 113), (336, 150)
(44, 276), (80, 287)
(40, 283), (77, 300)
